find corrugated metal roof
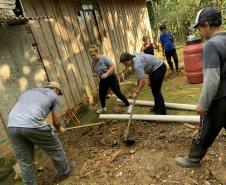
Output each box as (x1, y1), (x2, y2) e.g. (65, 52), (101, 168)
(0, 13), (53, 26)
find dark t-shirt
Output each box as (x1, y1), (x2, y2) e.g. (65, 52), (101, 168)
(143, 45), (154, 55)
(198, 32), (226, 111)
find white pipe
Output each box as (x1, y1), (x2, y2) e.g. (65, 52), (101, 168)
(99, 114), (200, 123)
(117, 99), (196, 111)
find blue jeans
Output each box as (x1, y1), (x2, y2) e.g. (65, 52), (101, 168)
(149, 63), (167, 115)
(8, 126), (70, 185)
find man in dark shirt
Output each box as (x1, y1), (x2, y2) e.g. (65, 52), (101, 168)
(176, 7), (226, 168)
(140, 36), (154, 55)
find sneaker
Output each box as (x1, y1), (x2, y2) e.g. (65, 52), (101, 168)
(169, 70), (174, 74)
(96, 107), (107, 114)
(175, 157), (200, 168)
(69, 162), (75, 173)
(127, 104), (133, 114)
(176, 69), (181, 73)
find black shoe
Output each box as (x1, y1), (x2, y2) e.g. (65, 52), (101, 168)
(69, 162), (75, 174)
(150, 107), (156, 112)
(154, 110), (167, 115)
(155, 112), (167, 115)
(60, 162), (75, 179)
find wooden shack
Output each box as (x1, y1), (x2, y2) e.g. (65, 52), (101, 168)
(0, 0), (152, 134)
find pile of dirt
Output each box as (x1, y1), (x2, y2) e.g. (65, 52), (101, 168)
(36, 119), (226, 185)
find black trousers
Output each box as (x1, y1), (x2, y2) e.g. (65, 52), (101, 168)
(165, 48), (179, 71)
(189, 96), (226, 160)
(149, 63), (167, 115)
(99, 74), (130, 108)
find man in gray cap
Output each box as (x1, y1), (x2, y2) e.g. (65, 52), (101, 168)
(7, 81), (73, 184)
(176, 7), (226, 168)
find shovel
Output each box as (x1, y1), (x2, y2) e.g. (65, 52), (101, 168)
(124, 97), (136, 145)
(54, 121), (106, 133)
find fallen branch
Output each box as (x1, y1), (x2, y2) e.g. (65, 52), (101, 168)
(109, 150), (124, 162)
(184, 123), (196, 129)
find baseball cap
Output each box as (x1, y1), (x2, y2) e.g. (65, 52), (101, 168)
(190, 7), (221, 29)
(45, 81), (63, 95)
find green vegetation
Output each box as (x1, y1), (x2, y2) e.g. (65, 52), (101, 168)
(146, 0), (226, 41)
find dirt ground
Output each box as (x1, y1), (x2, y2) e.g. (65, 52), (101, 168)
(7, 76), (226, 185)
(5, 46), (226, 185)
(35, 118), (226, 185)
(33, 73), (226, 185)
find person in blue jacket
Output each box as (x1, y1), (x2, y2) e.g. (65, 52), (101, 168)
(160, 25), (180, 73)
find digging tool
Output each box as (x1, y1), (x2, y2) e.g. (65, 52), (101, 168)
(124, 97), (136, 145)
(64, 121), (105, 131)
(54, 121), (106, 133)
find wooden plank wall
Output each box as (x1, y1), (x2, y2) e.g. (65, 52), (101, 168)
(20, 0), (152, 111)
(0, 24), (46, 145)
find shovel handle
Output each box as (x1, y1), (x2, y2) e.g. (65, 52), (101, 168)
(65, 121), (105, 131)
(124, 97), (136, 141)
(54, 121), (105, 133)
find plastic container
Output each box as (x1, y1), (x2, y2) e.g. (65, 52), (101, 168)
(183, 36), (203, 84)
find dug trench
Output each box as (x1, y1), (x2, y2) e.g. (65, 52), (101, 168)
(35, 118), (226, 185)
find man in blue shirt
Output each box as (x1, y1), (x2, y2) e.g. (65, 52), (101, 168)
(160, 25), (180, 73)
(8, 81), (74, 184)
